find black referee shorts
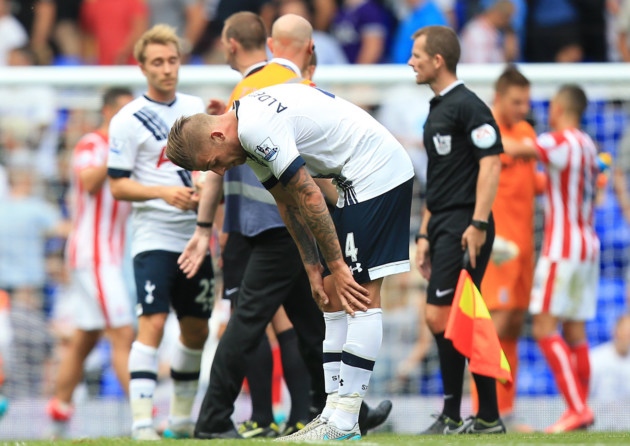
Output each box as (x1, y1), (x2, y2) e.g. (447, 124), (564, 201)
(426, 208), (495, 306)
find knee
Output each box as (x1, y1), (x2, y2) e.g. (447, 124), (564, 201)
(108, 326), (135, 349)
(498, 312), (525, 339)
(424, 311), (446, 334)
(531, 318), (552, 341)
(180, 321), (209, 349)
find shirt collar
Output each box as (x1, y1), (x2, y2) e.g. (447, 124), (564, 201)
(243, 61), (268, 78)
(438, 80), (464, 97)
(269, 57), (301, 75)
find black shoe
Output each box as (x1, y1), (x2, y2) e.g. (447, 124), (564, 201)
(359, 400), (393, 435)
(195, 426), (244, 439)
(463, 416), (506, 434)
(237, 420), (281, 438)
(420, 413), (467, 435)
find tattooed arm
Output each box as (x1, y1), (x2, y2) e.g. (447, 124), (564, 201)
(269, 166), (369, 314)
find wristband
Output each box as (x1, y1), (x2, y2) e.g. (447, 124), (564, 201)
(196, 221), (213, 228)
(415, 233), (429, 243)
(471, 219), (488, 231)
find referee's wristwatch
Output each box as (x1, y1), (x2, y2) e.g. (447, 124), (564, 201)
(471, 219), (488, 231)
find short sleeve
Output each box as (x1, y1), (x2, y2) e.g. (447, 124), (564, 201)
(461, 97), (503, 159)
(237, 108), (303, 189)
(107, 112), (139, 175)
(536, 132), (569, 169)
(73, 140), (104, 171)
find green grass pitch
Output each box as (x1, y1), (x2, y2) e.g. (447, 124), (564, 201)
(6, 432), (630, 445)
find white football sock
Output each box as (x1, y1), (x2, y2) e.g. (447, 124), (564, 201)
(128, 341), (158, 430)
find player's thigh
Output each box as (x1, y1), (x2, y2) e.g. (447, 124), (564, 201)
(70, 268), (103, 330)
(570, 259), (599, 321)
(530, 258), (581, 318)
(172, 253), (214, 320)
(133, 250), (179, 317)
(324, 178), (413, 285)
(72, 266), (132, 330)
(97, 264), (134, 328)
(481, 249), (533, 311)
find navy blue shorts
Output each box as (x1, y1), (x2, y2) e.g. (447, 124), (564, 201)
(133, 250), (214, 318)
(323, 178), (413, 284)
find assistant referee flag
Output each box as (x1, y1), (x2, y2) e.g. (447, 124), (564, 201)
(445, 269), (512, 385)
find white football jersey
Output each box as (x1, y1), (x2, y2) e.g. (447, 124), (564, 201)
(107, 93), (205, 256)
(237, 83), (414, 207)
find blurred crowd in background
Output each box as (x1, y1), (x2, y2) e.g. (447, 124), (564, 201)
(1, 0), (629, 69)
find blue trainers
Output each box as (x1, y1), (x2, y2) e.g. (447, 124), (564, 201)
(0, 394), (8, 419)
(162, 421), (194, 439)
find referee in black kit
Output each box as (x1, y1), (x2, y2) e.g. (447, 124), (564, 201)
(408, 25), (505, 434)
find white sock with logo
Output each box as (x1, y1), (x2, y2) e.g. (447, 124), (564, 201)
(321, 311), (347, 420)
(169, 340), (203, 426)
(329, 309), (382, 431)
(128, 341), (159, 430)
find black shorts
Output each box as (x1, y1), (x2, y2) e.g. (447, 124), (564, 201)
(426, 208), (494, 306)
(221, 232), (253, 303)
(133, 250), (214, 318)
(323, 178), (413, 284)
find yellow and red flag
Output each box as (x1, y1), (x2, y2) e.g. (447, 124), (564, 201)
(445, 269), (512, 385)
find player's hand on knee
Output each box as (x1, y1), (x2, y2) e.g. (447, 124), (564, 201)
(331, 269), (369, 316)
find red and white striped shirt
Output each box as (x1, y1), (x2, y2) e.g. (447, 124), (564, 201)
(67, 131), (131, 268)
(535, 128), (600, 261)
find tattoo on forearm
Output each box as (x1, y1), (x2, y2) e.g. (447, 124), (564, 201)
(285, 168), (342, 264)
(283, 202), (320, 265)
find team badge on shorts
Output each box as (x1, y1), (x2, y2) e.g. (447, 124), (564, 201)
(255, 137), (279, 161)
(433, 133), (452, 155)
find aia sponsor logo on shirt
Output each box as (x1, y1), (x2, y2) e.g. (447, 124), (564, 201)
(156, 146), (172, 168)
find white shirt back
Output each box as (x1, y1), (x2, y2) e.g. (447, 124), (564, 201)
(107, 93), (205, 256)
(238, 83), (414, 207)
